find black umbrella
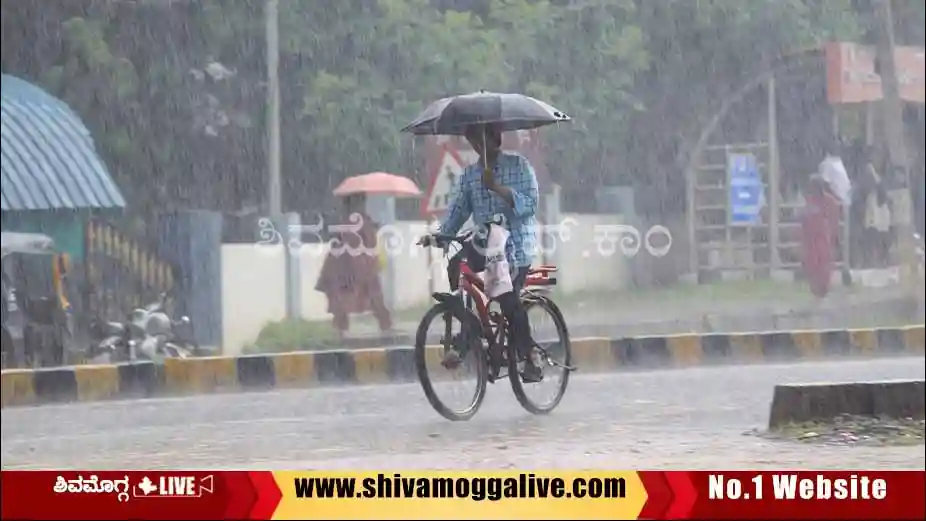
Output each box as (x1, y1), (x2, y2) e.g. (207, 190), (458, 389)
(401, 91), (571, 136)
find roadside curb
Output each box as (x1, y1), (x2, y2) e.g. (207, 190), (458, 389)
(768, 379), (926, 429)
(2, 325), (923, 408)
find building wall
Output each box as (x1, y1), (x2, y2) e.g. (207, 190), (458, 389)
(1, 210), (87, 259)
(219, 213), (634, 355)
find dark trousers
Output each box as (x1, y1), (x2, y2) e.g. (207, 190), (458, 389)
(496, 267), (533, 356)
(447, 246), (534, 356)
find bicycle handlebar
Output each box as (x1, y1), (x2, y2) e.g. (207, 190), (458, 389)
(420, 215), (506, 249)
(430, 230), (473, 249)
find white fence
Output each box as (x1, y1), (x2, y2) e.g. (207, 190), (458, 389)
(220, 213), (637, 354)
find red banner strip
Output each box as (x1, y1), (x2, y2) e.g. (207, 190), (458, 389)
(2, 470), (923, 520)
(0, 471), (282, 520)
(639, 471), (925, 520)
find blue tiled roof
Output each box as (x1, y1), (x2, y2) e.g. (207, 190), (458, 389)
(1, 74), (126, 211)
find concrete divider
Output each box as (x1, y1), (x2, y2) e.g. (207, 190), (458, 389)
(2, 325), (923, 408)
(768, 379), (926, 429)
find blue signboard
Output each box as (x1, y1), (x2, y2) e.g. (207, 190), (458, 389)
(728, 153), (763, 226)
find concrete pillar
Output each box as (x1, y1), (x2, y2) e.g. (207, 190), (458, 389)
(157, 211), (223, 353)
(281, 212), (302, 320)
(542, 183), (562, 274)
(365, 195), (397, 311)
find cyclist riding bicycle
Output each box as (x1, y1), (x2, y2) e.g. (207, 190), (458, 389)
(418, 124), (543, 383)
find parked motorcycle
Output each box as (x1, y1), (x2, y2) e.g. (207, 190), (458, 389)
(89, 292), (198, 363)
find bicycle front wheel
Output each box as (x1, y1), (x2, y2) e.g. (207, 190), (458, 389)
(507, 295), (572, 415)
(414, 301), (488, 421)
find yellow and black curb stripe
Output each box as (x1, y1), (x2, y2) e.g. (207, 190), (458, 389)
(2, 325), (923, 408)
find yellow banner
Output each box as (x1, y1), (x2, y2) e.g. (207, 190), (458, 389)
(270, 470), (645, 520)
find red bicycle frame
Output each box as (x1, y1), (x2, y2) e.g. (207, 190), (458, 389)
(454, 259), (557, 332)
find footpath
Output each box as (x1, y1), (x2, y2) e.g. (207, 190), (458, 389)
(343, 281), (923, 347)
(2, 281), (922, 408)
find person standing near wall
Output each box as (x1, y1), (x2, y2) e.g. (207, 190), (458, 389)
(818, 139), (853, 211)
(819, 138), (853, 281)
(914, 149), (925, 241)
(859, 150), (892, 267)
(846, 138), (868, 268)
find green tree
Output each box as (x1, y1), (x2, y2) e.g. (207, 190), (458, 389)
(2, 0), (880, 223)
(625, 0), (861, 206)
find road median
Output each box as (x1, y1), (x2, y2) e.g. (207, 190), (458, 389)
(2, 325), (923, 408)
(768, 380), (926, 430)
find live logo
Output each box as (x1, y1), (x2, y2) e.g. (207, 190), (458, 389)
(138, 475), (203, 497)
(160, 476), (196, 496)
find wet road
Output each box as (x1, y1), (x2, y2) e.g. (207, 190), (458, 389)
(3, 357), (924, 470)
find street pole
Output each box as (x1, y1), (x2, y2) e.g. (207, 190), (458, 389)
(872, 0), (918, 294)
(767, 75), (781, 272)
(266, 0), (299, 319)
(266, 0), (281, 218)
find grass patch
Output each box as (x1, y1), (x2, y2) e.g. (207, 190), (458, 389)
(243, 318), (340, 354)
(392, 303), (434, 323)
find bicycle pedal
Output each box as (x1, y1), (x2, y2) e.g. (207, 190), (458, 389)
(547, 359), (577, 371)
(440, 357), (463, 370)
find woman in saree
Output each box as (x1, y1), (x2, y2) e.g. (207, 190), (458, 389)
(800, 174), (843, 299)
(315, 194), (393, 340)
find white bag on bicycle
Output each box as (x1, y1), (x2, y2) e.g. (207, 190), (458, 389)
(483, 224), (513, 299)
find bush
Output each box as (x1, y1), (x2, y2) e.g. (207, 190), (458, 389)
(244, 319), (339, 354)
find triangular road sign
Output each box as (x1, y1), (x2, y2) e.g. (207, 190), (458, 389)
(424, 147), (468, 216)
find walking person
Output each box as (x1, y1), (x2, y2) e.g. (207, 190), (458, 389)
(800, 174), (843, 299)
(315, 193), (393, 341)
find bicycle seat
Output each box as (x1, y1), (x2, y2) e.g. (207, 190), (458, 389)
(431, 291), (456, 302)
(431, 291), (467, 313)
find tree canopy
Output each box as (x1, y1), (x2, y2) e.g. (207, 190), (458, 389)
(2, 0), (917, 224)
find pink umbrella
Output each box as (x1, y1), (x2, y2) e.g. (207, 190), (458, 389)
(332, 172), (422, 198)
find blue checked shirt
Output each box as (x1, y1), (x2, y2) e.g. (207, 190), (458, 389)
(439, 152), (539, 268)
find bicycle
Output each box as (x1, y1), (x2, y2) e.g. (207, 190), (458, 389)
(414, 221), (575, 421)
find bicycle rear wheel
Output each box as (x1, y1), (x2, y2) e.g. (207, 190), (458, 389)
(414, 301), (488, 421)
(507, 295), (572, 415)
